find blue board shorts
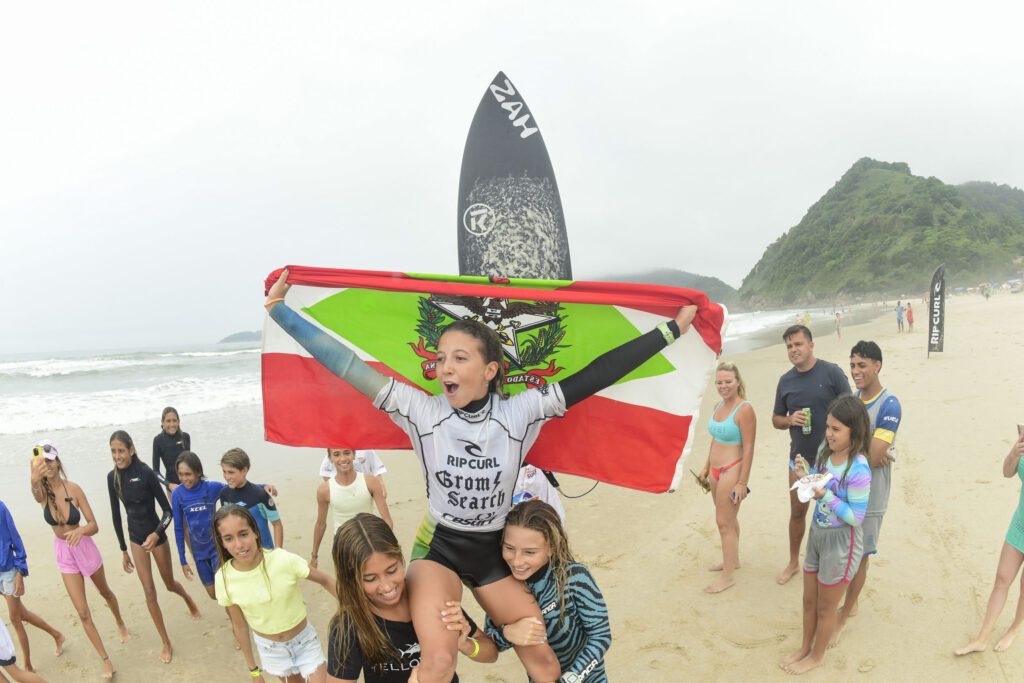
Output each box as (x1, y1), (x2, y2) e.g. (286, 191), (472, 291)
(194, 556), (220, 587)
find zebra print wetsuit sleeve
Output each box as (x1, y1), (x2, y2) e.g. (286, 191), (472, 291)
(562, 563), (611, 681)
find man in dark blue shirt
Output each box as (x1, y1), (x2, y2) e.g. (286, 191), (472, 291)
(772, 325), (850, 585)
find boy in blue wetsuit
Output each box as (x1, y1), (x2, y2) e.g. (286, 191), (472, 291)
(171, 452), (227, 598)
(218, 448), (283, 549)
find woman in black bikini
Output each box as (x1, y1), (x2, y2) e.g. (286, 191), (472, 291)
(29, 440), (128, 680)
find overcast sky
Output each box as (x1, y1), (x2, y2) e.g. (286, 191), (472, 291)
(3, 1), (1022, 354)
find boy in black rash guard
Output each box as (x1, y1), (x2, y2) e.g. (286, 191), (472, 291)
(107, 430), (199, 664)
(264, 269), (698, 683)
(152, 407), (190, 490)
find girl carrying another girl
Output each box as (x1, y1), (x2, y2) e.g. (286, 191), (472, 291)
(327, 513), (497, 682)
(780, 395), (871, 675)
(29, 440), (128, 679)
(214, 505), (337, 682)
(107, 430), (200, 664)
(485, 499), (611, 682)
(698, 361), (755, 593)
(265, 269), (698, 683)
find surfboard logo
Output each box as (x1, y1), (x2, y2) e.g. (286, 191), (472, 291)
(408, 295), (566, 387)
(489, 78), (540, 139)
(463, 202), (496, 236)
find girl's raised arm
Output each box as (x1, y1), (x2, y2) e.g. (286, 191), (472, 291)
(265, 270), (388, 400)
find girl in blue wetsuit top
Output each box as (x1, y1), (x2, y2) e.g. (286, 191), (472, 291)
(265, 269), (698, 683)
(170, 451), (226, 600)
(485, 499), (610, 683)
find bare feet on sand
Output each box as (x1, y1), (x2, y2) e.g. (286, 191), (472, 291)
(996, 629), (1020, 652)
(160, 644), (173, 664)
(705, 576), (736, 593)
(783, 655), (824, 675)
(117, 624), (131, 643)
(54, 631), (66, 656)
(954, 639), (987, 656)
(779, 648), (810, 669)
(776, 563), (800, 585)
(101, 656), (115, 679)
(830, 607), (851, 648)
(187, 600), (202, 621)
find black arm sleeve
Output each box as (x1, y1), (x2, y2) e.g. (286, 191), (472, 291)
(560, 321), (680, 408)
(107, 473), (128, 552)
(149, 469), (173, 534)
(151, 435), (162, 479)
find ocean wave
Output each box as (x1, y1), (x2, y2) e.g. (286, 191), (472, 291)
(0, 375), (261, 434)
(0, 349), (258, 378)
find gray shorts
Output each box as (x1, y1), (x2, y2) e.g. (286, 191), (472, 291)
(804, 524), (863, 586)
(862, 515), (884, 556)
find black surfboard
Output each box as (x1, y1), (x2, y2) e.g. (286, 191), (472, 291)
(457, 71), (572, 281)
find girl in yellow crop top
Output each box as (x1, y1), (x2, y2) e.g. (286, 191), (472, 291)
(213, 506), (336, 682)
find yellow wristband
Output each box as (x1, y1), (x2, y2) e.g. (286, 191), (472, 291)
(249, 666), (261, 678)
(467, 636), (480, 658)
(265, 297), (285, 308)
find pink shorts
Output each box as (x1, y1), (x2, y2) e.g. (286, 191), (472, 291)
(54, 535), (103, 576)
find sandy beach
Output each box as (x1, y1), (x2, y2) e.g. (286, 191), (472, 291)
(5, 292), (1024, 682)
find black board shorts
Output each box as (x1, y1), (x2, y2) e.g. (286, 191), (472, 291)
(410, 514), (511, 588)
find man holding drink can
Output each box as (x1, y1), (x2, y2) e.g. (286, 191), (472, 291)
(772, 325), (850, 585)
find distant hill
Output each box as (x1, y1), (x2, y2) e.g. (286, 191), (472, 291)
(219, 330), (261, 343)
(739, 158), (1024, 307)
(600, 268), (739, 307)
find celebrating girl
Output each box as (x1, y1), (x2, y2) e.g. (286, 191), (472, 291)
(107, 430), (200, 664)
(327, 512), (496, 682)
(265, 268), (698, 682)
(214, 505), (336, 682)
(29, 440), (128, 679)
(698, 361), (755, 593)
(485, 499), (611, 682)
(780, 395), (871, 675)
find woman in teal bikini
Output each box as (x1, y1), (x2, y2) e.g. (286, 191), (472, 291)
(698, 362), (756, 593)
(956, 431), (1024, 655)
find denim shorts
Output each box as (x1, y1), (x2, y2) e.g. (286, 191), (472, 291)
(253, 621), (325, 679)
(0, 569), (17, 596)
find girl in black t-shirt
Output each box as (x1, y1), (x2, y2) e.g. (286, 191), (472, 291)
(327, 514), (497, 683)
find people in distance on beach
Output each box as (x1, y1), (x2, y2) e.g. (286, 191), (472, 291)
(219, 448), (284, 550)
(894, 301), (905, 333)
(214, 505), (336, 683)
(264, 268), (699, 683)
(698, 361), (755, 593)
(0, 498), (63, 675)
(310, 448), (393, 570)
(834, 342), (901, 644)
(905, 303), (914, 332)
(107, 430), (201, 664)
(152, 406), (190, 493)
(955, 430), (1024, 656)
(29, 440), (127, 679)
(834, 312), (842, 339)
(327, 513), (497, 682)
(780, 395), (872, 675)
(0, 618), (48, 683)
(485, 499), (611, 681)
(512, 465), (566, 523)
(320, 449), (389, 499)
(772, 325), (851, 586)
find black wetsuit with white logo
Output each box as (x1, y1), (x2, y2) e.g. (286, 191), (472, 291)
(107, 457), (172, 551)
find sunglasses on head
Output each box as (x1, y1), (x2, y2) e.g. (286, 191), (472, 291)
(33, 444), (56, 457)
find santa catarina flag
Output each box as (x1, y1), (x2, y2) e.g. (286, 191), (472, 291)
(262, 266), (727, 493)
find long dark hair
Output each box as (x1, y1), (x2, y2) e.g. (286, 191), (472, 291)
(815, 395), (871, 484)
(110, 430), (139, 502)
(332, 513), (405, 667)
(40, 456), (70, 525)
(161, 406), (181, 434)
(440, 318), (508, 399)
